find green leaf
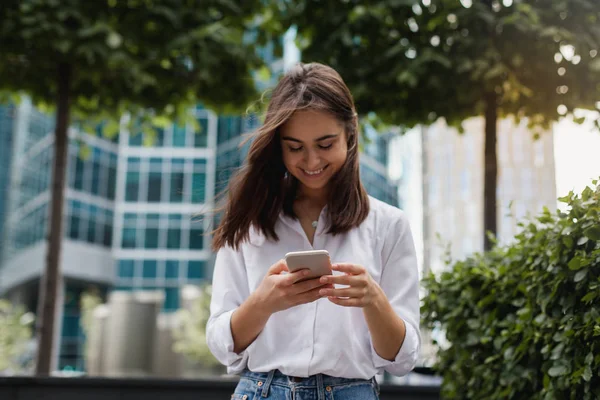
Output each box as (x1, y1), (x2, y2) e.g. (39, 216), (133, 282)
(583, 366), (592, 382)
(583, 226), (600, 241)
(577, 236), (589, 246)
(79, 145), (91, 160)
(585, 352), (593, 365)
(574, 269), (588, 283)
(256, 65), (272, 82)
(581, 292), (597, 303)
(106, 32), (122, 49)
(568, 257), (582, 270)
(103, 120), (120, 138)
(548, 365), (568, 377)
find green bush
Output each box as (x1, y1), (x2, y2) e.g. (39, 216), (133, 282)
(422, 179), (600, 400)
(0, 300), (34, 374)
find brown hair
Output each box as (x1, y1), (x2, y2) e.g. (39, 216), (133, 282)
(212, 62), (369, 250)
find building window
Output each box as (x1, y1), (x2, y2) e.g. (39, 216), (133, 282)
(145, 227), (159, 249)
(121, 228), (136, 248)
(129, 132), (143, 146)
(165, 261), (179, 280)
(74, 157), (85, 191)
(147, 171), (162, 202)
(103, 221), (112, 247)
(169, 172), (184, 203)
(167, 228), (181, 249)
(125, 171), (140, 201)
(87, 219), (97, 244)
(164, 288), (179, 311)
(118, 260), (135, 279)
(194, 117), (209, 147)
(191, 172), (206, 203)
(173, 124), (187, 147)
(143, 260), (157, 279)
(91, 149), (102, 196)
(187, 261), (205, 280)
(189, 227), (203, 250)
(107, 155), (117, 200)
(68, 215), (80, 240)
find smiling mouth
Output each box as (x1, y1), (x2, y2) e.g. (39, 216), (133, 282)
(301, 165), (328, 177)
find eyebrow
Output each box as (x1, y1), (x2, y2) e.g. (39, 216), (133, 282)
(281, 134), (339, 143)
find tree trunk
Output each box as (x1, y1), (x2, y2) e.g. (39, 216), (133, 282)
(35, 63), (71, 375)
(483, 91), (498, 251)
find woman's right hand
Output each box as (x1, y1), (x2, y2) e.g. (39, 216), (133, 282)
(251, 259), (331, 315)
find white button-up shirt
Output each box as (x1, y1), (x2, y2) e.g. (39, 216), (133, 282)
(206, 196), (420, 379)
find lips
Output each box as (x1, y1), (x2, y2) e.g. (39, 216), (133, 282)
(301, 165), (328, 178)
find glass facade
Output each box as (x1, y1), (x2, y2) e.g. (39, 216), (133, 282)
(68, 142), (118, 201)
(360, 163), (399, 206)
(113, 109), (215, 314)
(0, 106), (15, 261)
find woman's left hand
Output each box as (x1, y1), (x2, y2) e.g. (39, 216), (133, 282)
(318, 263), (383, 308)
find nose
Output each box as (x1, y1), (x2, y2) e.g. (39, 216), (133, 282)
(304, 149), (321, 170)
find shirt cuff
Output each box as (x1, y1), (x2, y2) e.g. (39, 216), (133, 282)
(207, 308), (250, 374)
(370, 321), (420, 376)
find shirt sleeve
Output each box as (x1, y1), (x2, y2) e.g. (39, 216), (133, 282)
(370, 210), (421, 376)
(205, 244), (253, 374)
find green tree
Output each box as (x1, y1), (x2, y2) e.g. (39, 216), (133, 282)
(276, 0), (600, 250)
(0, 0), (265, 375)
(422, 179), (600, 399)
(0, 300), (34, 374)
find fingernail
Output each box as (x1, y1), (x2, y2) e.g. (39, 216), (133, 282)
(319, 290), (326, 296)
(320, 277), (327, 283)
(303, 270), (310, 276)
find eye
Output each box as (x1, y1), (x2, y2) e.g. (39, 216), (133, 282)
(289, 146), (303, 152)
(319, 143), (333, 150)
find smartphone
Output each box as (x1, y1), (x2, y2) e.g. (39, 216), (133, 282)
(284, 250), (332, 282)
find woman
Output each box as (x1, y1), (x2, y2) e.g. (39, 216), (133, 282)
(207, 62), (420, 399)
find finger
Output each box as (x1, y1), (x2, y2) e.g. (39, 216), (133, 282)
(291, 277), (330, 294)
(284, 268), (312, 285)
(331, 263), (366, 275)
(319, 287), (364, 298)
(294, 286), (327, 306)
(327, 296), (363, 307)
(319, 274), (361, 286)
(268, 259), (289, 275)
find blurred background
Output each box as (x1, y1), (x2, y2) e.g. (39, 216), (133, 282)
(1, 0), (599, 391)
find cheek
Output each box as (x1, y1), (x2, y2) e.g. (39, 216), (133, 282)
(281, 150), (299, 170)
(331, 146), (348, 167)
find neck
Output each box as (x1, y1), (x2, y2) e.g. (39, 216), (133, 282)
(297, 185), (328, 208)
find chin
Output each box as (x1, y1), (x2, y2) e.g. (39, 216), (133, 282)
(297, 179), (330, 191)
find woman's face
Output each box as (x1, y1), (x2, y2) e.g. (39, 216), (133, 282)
(280, 109), (348, 194)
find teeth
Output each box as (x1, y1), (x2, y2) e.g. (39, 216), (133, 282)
(304, 168), (324, 175)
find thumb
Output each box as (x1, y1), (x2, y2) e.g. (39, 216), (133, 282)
(268, 259), (288, 275)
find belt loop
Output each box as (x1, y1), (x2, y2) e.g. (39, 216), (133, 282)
(316, 373), (325, 400)
(261, 370), (276, 397)
(371, 376), (380, 395)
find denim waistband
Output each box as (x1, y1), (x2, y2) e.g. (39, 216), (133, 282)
(241, 369), (376, 389)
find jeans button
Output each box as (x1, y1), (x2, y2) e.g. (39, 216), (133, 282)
(326, 386), (332, 392)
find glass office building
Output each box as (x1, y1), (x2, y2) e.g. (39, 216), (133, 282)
(0, 100), (218, 370)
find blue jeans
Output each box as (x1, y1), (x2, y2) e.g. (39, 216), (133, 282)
(232, 369), (380, 400)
